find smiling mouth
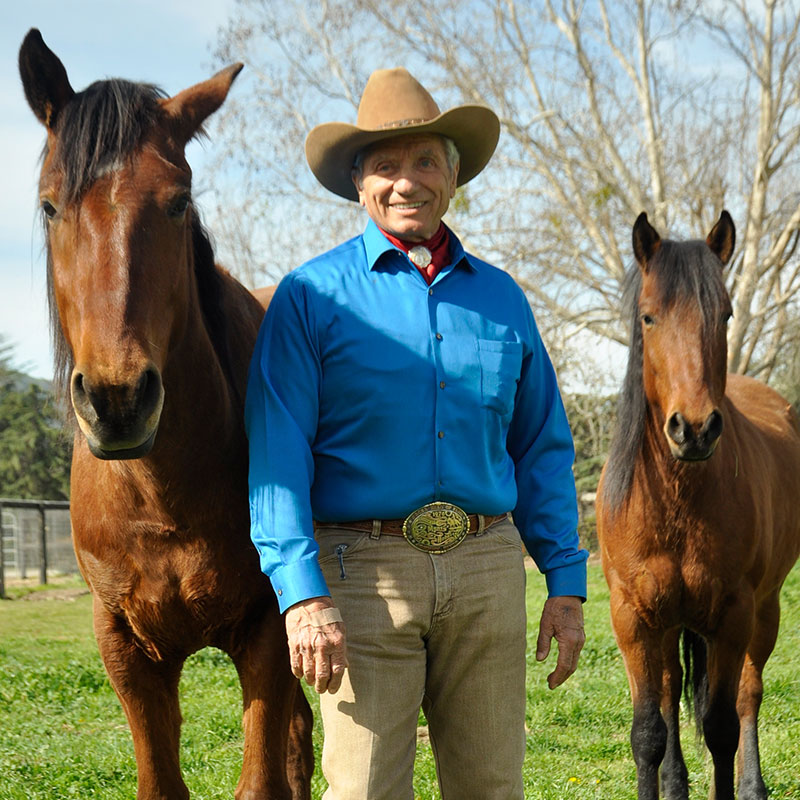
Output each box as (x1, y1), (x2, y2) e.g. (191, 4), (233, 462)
(391, 202), (425, 210)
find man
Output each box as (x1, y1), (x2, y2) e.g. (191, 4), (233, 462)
(246, 68), (588, 799)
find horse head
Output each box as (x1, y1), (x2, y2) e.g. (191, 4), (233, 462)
(19, 29), (242, 460)
(632, 210), (735, 461)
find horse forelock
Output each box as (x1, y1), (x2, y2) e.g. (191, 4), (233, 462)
(648, 240), (730, 332)
(48, 79), (168, 205)
(601, 239), (731, 512)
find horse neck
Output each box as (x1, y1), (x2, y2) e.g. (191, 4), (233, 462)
(145, 277), (250, 494)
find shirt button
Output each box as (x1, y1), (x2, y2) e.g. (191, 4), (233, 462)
(440, 381), (446, 389)
(428, 288), (434, 296)
(435, 333), (443, 341)
(438, 431), (445, 439)
(277, 589), (283, 596)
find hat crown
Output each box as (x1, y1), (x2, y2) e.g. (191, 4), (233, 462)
(355, 68), (441, 130)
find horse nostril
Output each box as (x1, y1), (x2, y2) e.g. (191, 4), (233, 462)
(702, 409), (724, 444)
(70, 370), (100, 424)
(667, 412), (689, 445)
(136, 366), (163, 417)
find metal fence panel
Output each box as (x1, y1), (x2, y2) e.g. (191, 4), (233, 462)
(0, 500), (75, 596)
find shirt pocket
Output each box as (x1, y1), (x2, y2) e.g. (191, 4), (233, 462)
(477, 339), (523, 416)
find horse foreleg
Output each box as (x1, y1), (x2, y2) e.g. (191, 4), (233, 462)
(230, 609), (313, 800)
(92, 597), (188, 800)
(703, 600), (752, 800)
(659, 628), (689, 800)
(611, 594), (667, 800)
(287, 688), (314, 800)
(735, 593), (780, 800)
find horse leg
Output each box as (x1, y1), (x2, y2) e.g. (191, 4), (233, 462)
(230, 609), (313, 800)
(735, 593), (780, 800)
(702, 600), (752, 800)
(287, 689), (314, 800)
(659, 628), (689, 800)
(611, 595), (667, 800)
(92, 597), (188, 800)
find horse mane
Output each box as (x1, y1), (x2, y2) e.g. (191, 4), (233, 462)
(42, 79), (237, 406)
(601, 238), (731, 512)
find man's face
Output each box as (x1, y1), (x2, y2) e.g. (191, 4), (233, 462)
(352, 134), (459, 242)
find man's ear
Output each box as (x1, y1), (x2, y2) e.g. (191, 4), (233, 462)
(449, 162), (460, 197)
(351, 169), (366, 206)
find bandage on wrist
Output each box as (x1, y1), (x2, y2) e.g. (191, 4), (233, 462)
(307, 608), (343, 627)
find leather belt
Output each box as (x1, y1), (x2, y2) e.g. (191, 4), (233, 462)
(315, 502), (509, 554)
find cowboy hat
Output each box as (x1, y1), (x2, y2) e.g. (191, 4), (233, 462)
(305, 68), (500, 201)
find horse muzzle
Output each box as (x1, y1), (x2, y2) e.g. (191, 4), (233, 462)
(70, 365), (165, 460)
(665, 409), (724, 462)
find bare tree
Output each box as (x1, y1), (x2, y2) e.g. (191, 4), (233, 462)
(207, 0), (800, 383)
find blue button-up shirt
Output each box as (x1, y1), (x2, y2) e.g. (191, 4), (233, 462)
(246, 220), (588, 612)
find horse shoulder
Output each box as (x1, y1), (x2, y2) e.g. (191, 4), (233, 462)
(251, 284), (276, 311)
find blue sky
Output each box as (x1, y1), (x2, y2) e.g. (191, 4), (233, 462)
(2, 0), (235, 378)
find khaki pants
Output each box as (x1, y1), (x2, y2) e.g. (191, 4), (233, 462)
(315, 518), (527, 800)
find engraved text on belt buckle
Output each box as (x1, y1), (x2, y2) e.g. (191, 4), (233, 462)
(402, 502), (469, 553)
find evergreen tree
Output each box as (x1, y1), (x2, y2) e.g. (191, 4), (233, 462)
(0, 338), (71, 500)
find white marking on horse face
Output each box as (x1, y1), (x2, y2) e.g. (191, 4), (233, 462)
(94, 158), (124, 180)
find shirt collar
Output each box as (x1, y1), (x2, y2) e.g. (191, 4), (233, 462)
(362, 218), (477, 274)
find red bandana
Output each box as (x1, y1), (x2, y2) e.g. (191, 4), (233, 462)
(380, 224), (451, 284)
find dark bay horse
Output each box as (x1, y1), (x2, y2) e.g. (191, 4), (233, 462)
(19, 29), (312, 800)
(596, 211), (800, 800)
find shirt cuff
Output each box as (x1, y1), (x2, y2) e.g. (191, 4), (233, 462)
(269, 558), (331, 614)
(544, 561), (588, 601)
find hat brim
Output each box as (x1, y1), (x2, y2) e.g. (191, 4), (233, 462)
(305, 105), (500, 201)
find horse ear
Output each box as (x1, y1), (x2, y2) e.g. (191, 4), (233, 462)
(632, 212), (661, 271)
(161, 63), (244, 145)
(706, 210), (736, 266)
(18, 29), (75, 130)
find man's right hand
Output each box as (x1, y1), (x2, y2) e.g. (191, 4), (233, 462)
(284, 596), (348, 694)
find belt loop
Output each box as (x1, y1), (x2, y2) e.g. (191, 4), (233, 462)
(476, 514), (486, 536)
(370, 519), (381, 540)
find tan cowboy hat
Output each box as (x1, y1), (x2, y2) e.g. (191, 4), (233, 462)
(305, 68), (500, 201)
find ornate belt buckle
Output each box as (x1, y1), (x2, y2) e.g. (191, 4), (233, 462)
(402, 502), (469, 553)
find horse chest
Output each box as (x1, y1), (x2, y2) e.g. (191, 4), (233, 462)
(621, 541), (744, 634)
(78, 517), (262, 656)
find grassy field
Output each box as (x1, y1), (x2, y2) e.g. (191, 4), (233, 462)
(1, 562), (798, 800)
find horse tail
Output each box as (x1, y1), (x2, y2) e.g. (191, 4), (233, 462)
(681, 628), (708, 737)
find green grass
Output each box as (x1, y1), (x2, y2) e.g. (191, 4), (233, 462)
(1, 562), (798, 799)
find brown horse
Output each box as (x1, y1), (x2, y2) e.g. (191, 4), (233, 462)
(596, 211), (800, 800)
(19, 29), (312, 800)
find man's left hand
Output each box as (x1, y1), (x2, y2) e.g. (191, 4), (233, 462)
(536, 595), (585, 689)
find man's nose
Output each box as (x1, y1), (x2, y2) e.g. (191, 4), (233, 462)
(393, 175), (418, 194)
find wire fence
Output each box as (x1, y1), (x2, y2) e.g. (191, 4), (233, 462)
(0, 499), (75, 598)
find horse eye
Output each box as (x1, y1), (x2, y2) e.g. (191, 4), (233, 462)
(41, 200), (57, 220)
(641, 314), (654, 328)
(167, 194), (191, 218)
